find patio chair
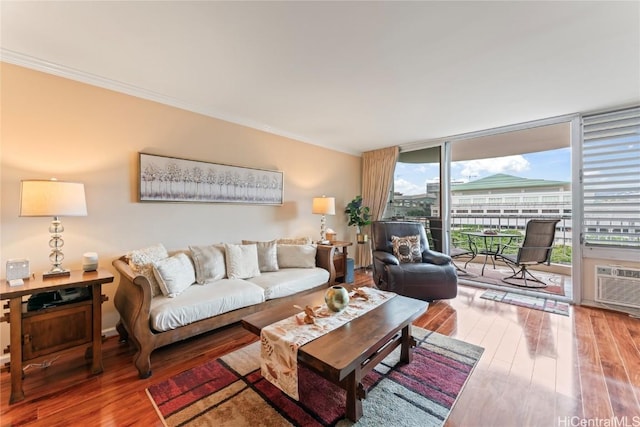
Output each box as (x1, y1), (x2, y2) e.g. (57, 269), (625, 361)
(427, 218), (475, 273)
(494, 218), (561, 288)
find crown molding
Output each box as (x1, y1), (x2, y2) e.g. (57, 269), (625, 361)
(0, 49), (356, 154)
(1, 49), (198, 112)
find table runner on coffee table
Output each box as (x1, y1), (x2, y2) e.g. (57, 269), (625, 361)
(260, 287), (395, 400)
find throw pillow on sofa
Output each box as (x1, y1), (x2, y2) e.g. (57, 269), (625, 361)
(277, 244), (317, 268)
(276, 237), (312, 245)
(189, 244), (226, 284)
(127, 243), (169, 297)
(152, 252), (196, 297)
(242, 239), (279, 272)
(224, 243), (261, 279)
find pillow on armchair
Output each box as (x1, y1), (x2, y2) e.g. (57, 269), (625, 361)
(391, 235), (422, 263)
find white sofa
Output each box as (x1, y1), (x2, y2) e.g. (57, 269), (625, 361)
(112, 239), (335, 378)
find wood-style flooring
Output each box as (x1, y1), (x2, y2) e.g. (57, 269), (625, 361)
(1, 270), (638, 426)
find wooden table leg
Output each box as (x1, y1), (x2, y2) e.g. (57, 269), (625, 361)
(90, 283), (103, 374)
(400, 325), (415, 364)
(9, 297), (24, 403)
(345, 368), (363, 421)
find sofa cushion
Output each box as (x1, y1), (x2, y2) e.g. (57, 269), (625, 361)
(242, 240), (279, 272)
(276, 236), (312, 245)
(149, 279), (265, 332)
(152, 253), (196, 298)
(391, 235), (422, 264)
(127, 243), (169, 297)
(189, 244), (226, 284)
(224, 243), (261, 279)
(276, 244), (317, 268)
(246, 268), (330, 300)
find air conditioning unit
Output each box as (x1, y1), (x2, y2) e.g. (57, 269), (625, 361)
(595, 266), (640, 310)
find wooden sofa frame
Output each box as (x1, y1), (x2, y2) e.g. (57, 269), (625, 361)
(112, 245), (336, 378)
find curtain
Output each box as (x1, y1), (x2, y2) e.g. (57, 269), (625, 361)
(358, 146), (399, 267)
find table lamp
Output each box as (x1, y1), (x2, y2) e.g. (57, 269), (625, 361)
(20, 179), (88, 278)
(312, 196), (335, 244)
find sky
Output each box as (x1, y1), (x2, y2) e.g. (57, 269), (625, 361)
(394, 147), (571, 195)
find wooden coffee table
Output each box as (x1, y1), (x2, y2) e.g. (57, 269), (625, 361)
(241, 288), (428, 421)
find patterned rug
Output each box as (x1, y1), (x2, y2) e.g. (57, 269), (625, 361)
(480, 289), (570, 316)
(146, 327), (484, 426)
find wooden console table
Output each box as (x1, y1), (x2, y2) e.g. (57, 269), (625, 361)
(0, 269), (114, 404)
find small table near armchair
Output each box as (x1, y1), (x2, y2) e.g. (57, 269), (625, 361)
(461, 231), (520, 275)
(319, 240), (353, 284)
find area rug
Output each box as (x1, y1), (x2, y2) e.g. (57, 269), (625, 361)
(480, 289), (570, 316)
(146, 327), (484, 426)
(462, 263), (568, 297)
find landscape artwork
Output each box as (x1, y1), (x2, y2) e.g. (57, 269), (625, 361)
(138, 153), (283, 205)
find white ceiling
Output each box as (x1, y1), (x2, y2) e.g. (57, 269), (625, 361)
(2, 1), (639, 155)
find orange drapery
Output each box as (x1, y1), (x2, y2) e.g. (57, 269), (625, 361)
(357, 146), (399, 267)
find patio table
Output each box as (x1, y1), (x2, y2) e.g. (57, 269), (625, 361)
(462, 231), (520, 275)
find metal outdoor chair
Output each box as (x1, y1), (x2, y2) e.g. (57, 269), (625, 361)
(494, 218), (561, 288)
(427, 218), (475, 273)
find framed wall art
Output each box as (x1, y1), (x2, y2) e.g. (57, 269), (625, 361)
(138, 153), (283, 205)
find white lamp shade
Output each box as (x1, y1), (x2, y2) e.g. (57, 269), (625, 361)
(312, 196), (335, 215)
(20, 180), (88, 217)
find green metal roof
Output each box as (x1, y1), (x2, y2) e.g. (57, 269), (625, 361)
(452, 173), (569, 191)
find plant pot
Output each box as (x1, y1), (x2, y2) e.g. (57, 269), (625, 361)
(357, 233), (368, 244)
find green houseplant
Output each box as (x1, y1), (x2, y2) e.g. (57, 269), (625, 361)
(345, 195), (372, 243)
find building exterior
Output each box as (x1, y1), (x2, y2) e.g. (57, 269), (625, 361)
(386, 191), (436, 219)
(443, 174), (571, 234)
(389, 173), (572, 245)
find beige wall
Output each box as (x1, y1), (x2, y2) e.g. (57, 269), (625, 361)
(0, 63), (361, 350)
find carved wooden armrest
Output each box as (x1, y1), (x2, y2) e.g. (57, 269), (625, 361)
(316, 245), (336, 284)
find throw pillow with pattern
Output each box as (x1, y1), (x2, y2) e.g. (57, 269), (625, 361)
(127, 243), (169, 297)
(391, 235), (422, 263)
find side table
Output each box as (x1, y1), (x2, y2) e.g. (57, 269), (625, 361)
(319, 241), (353, 284)
(461, 231), (520, 275)
(0, 269), (114, 404)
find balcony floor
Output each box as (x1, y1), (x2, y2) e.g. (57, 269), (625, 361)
(457, 259), (572, 301)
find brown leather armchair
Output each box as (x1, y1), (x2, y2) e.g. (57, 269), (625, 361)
(371, 221), (458, 301)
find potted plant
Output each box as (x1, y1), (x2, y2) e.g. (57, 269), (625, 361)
(345, 195), (372, 243)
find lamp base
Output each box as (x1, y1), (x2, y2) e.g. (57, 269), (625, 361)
(43, 269), (71, 279)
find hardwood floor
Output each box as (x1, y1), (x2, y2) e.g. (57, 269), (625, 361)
(1, 270), (638, 426)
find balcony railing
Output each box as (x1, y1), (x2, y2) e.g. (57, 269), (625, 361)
(388, 214), (573, 264)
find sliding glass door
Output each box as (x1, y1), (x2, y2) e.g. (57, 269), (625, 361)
(395, 116), (579, 301)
